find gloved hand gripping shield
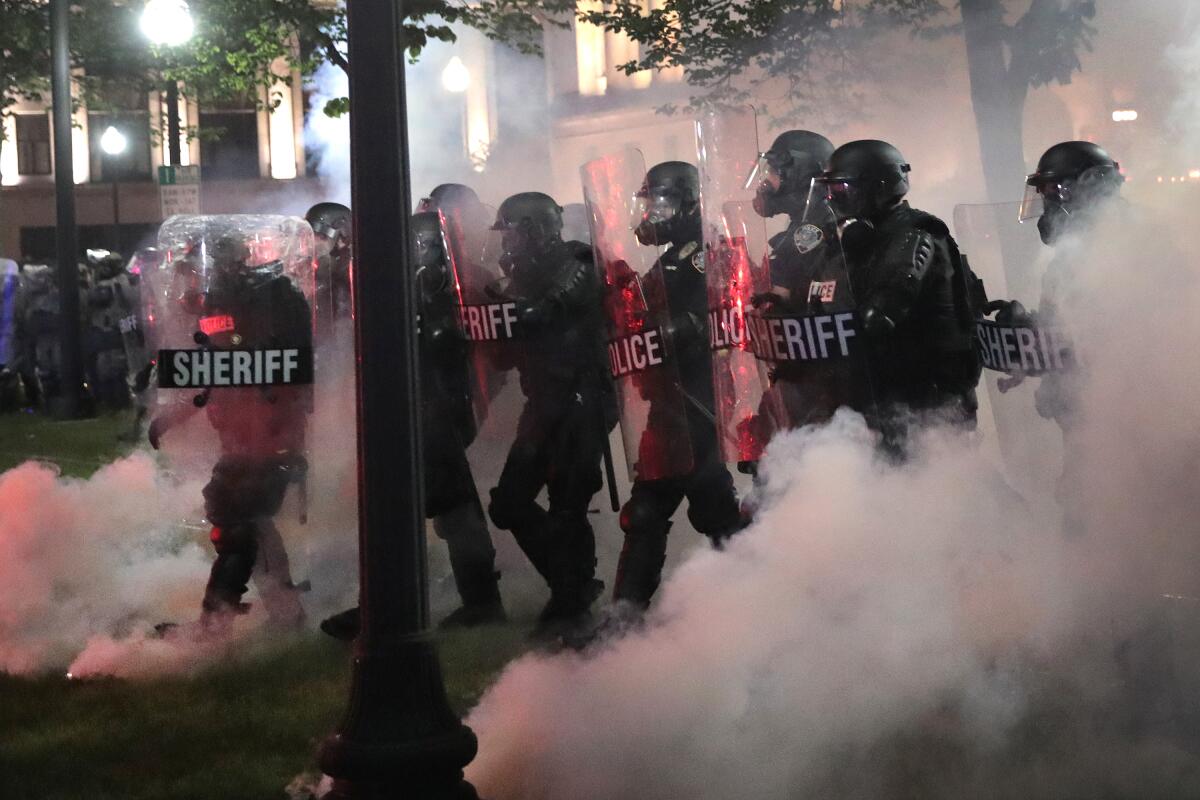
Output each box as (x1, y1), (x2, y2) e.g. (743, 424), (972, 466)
(952, 202), (1072, 494)
(144, 215), (319, 471)
(696, 107), (777, 462)
(582, 148), (696, 482)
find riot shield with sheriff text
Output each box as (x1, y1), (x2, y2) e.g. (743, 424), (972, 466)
(582, 148), (695, 482)
(442, 202), (514, 425)
(953, 202), (1068, 496)
(145, 215), (319, 475)
(739, 196), (872, 434)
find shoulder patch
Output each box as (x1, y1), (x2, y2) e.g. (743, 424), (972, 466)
(793, 223), (824, 254)
(690, 250), (706, 273)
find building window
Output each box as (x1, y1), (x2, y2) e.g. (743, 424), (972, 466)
(15, 114), (51, 176)
(199, 108), (260, 180)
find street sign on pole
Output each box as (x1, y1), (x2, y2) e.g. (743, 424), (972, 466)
(157, 164), (200, 218)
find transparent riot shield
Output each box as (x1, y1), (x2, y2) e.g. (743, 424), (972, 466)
(953, 202), (1065, 496)
(696, 107), (775, 462)
(120, 249), (159, 387)
(581, 148), (695, 482)
(442, 202), (512, 426)
(144, 215), (319, 478)
(737, 196), (871, 434)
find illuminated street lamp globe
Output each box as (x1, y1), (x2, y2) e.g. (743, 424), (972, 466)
(441, 56), (471, 94)
(140, 0), (195, 47)
(100, 126), (128, 156)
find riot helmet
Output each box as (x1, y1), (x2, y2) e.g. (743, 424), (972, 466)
(86, 248), (125, 281)
(809, 140), (911, 223)
(491, 192), (563, 268)
(633, 161), (701, 247)
(410, 211), (450, 298)
(304, 202), (351, 258)
(1020, 141), (1122, 245)
(203, 233), (284, 311)
(745, 130), (835, 220)
(417, 183), (482, 215)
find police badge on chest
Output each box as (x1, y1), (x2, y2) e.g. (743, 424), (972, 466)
(794, 224), (824, 254)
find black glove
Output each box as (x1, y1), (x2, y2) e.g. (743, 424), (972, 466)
(516, 301), (550, 330)
(750, 291), (786, 310)
(984, 299), (1035, 328)
(860, 306), (896, 338)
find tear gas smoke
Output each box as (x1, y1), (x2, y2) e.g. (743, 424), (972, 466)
(0, 453), (208, 675)
(465, 194), (1200, 796)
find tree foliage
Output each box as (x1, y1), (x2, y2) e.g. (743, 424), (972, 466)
(582, 0), (1095, 123)
(0, 0), (573, 127)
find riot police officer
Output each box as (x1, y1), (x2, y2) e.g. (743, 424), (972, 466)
(809, 139), (982, 449)
(18, 261), (89, 409)
(484, 191), (613, 637)
(83, 250), (133, 410)
(319, 205), (506, 640)
(609, 161), (742, 612)
(149, 228), (312, 634)
(741, 130), (851, 458)
(305, 202), (352, 323)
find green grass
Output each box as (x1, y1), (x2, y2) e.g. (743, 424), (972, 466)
(0, 411), (533, 799)
(0, 627), (530, 800)
(0, 409), (138, 477)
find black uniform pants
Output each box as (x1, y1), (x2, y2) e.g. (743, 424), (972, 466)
(201, 455), (303, 622)
(489, 383), (604, 614)
(424, 387), (500, 608)
(613, 429), (741, 608)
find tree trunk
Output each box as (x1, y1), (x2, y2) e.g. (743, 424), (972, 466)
(960, 0), (1028, 203)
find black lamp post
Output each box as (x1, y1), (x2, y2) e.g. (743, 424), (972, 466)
(48, 0), (88, 420)
(317, 1), (480, 797)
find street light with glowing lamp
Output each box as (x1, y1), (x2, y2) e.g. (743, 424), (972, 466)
(442, 56), (471, 93)
(100, 125), (128, 156)
(141, 0), (194, 166)
(140, 0), (194, 47)
(100, 125), (128, 250)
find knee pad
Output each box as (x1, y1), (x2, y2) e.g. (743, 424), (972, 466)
(209, 522), (258, 555)
(487, 488), (532, 531)
(619, 495), (669, 538)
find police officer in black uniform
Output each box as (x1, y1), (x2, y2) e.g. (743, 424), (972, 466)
(305, 202), (352, 324)
(486, 191), (612, 637)
(320, 204), (507, 640)
(610, 161), (742, 612)
(150, 236), (311, 634)
(83, 250), (133, 410)
(811, 140), (982, 450)
(743, 130), (856, 450)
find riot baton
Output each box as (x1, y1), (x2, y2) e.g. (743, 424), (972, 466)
(593, 363), (621, 512)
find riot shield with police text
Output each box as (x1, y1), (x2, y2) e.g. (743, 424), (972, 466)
(145, 215), (319, 476)
(697, 107), (777, 462)
(581, 148), (695, 482)
(953, 202), (1066, 496)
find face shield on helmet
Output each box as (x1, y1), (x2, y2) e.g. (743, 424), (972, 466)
(803, 175), (864, 223)
(171, 259), (206, 316)
(1019, 178), (1073, 223)
(411, 223), (450, 298)
(632, 188), (681, 246)
(743, 153), (784, 197)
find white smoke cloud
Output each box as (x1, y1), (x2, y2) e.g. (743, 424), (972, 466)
(463, 186), (1200, 799)
(0, 453), (209, 675)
